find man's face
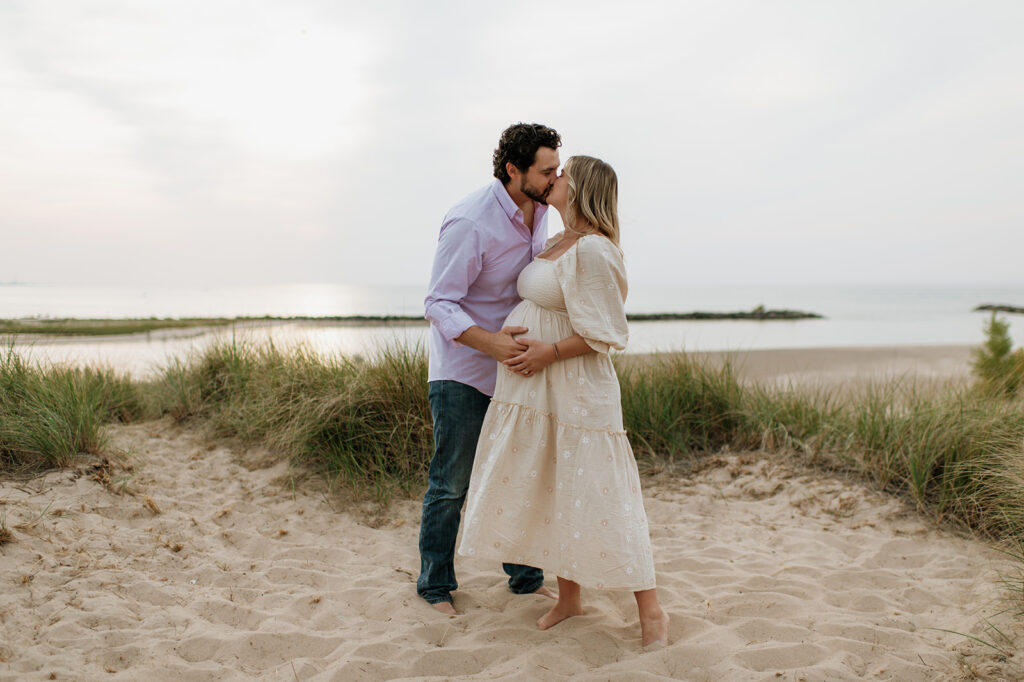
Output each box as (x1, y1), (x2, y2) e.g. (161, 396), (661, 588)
(518, 147), (560, 204)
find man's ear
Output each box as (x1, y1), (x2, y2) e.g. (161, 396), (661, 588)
(506, 161), (520, 180)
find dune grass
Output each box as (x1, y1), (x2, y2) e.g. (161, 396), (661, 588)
(0, 346), (141, 471)
(3, 339), (1024, 541)
(143, 340), (432, 500)
(618, 353), (1024, 537)
(134, 340), (1024, 540)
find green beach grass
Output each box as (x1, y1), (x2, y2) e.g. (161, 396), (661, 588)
(3, 335), (1023, 540)
(2, 312), (1023, 529)
(148, 340), (433, 500)
(1, 346), (142, 471)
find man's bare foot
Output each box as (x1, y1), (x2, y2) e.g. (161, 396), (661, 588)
(431, 601), (457, 616)
(533, 586), (558, 600)
(640, 609), (670, 647)
(537, 601), (584, 630)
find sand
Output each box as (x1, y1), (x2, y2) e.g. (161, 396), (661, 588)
(1, 345), (1021, 680)
(628, 344), (975, 389)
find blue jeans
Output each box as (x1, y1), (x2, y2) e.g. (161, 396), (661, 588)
(417, 380), (544, 604)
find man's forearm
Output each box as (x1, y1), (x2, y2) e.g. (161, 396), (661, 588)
(454, 326), (494, 355)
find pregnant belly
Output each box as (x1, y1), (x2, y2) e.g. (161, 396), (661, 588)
(503, 300), (572, 344)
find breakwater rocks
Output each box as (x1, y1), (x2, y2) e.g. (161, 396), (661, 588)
(626, 308), (823, 321)
(308, 308), (825, 324)
(975, 304), (1024, 315)
(1, 309), (827, 338)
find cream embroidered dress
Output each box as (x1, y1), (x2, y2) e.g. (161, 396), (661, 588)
(457, 233), (656, 591)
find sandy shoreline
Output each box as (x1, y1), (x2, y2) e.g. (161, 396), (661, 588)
(688, 344), (974, 387)
(2, 344), (1020, 680)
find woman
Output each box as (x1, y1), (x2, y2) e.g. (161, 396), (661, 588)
(457, 156), (670, 647)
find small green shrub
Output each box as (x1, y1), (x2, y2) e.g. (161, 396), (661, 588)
(972, 313), (1024, 396)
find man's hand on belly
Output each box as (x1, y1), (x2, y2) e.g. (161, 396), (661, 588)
(455, 325), (529, 362)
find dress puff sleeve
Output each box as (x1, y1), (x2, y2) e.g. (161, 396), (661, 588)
(554, 234), (629, 353)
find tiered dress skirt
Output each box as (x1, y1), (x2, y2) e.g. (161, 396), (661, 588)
(458, 252), (655, 590)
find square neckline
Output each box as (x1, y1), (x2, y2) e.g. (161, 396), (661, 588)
(535, 232), (596, 263)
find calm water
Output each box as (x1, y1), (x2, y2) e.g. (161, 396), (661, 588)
(3, 282), (1023, 377)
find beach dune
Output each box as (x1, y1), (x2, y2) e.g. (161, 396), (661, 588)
(0, 346), (1019, 680)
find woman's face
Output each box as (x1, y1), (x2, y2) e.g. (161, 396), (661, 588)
(547, 171), (569, 211)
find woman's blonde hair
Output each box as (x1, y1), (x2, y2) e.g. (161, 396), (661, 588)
(563, 155), (620, 246)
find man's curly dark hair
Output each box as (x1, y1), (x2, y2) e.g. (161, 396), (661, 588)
(492, 123), (561, 184)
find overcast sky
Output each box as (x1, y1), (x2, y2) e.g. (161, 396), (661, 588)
(1, 0), (1022, 289)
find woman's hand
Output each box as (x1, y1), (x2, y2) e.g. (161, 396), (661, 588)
(502, 338), (556, 377)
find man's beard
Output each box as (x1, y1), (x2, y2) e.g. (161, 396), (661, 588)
(521, 180), (550, 205)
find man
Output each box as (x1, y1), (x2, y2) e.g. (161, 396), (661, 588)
(419, 123), (561, 614)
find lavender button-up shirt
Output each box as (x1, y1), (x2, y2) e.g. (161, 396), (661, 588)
(425, 179), (550, 396)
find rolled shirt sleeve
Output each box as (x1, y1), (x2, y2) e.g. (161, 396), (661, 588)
(555, 235), (629, 353)
(424, 217), (483, 343)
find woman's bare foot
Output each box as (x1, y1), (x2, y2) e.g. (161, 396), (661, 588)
(431, 601), (457, 616)
(533, 585), (558, 600)
(537, 601), (584, 630)
(640, 609), (670, 647)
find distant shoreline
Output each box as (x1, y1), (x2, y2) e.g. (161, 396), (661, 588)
(0, 309), (824, 337)
(974, 304), (1024, 315)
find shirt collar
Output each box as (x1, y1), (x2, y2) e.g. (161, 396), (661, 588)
(491, 178), (549, 225)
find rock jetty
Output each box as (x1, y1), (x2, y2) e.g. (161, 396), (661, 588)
(974, 304), (1024, 315)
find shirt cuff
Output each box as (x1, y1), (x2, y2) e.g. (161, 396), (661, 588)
(438, 310), (476, 344)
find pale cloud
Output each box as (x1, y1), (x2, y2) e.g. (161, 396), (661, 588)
(1, 0), (1021, 287)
